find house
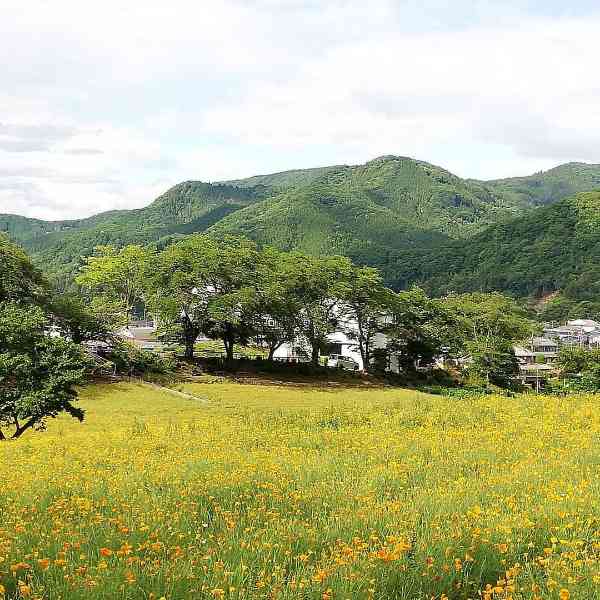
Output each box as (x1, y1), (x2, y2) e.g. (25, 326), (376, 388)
(514, 345), (535, 365)
(530, 337), (559, 361)
(272, 317), (401, 373)
(543, 319), (600, 349)
(567, 319), (600, 332)
(515, 362), (556, 389)
(513, 338), (559, 388)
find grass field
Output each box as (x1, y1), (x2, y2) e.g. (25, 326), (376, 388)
(1, 381), (600, 599)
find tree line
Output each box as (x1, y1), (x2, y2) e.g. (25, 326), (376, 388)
(76, 234), (535, 378)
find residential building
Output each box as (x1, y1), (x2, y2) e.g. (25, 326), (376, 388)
(272, 317), (401, 372)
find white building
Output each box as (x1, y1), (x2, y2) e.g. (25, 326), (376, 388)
(272, 317), (401, 372)
(544, 319), (600, 348)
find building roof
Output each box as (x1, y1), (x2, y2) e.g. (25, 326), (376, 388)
(519, 363), (556, 372)
(531, 337), (558, 347)
(568, 319), (600, 328)
(514, 345), (535, 357)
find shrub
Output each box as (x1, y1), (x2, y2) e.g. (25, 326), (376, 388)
(107, 340), (174, 376)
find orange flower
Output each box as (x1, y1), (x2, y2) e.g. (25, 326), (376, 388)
(10, 563), (31, 574)
(559, 590), (570, 600)
(37, 558), (51, 570)
(99, 548), (113, 557)
(124, 570), (136, 584)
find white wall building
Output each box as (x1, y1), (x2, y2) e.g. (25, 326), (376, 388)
(272, 317), (401, 372)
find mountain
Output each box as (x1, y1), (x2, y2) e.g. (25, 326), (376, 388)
(484, 162), (600, 207)
(1, 181), (270, 285)
(208, 156), (535, 284)
(3, 156), (600, 292)
(224, 165), (342, 189)
(410, 191), (600, 301)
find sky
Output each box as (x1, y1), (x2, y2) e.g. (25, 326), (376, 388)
(2, 0), (600, 221)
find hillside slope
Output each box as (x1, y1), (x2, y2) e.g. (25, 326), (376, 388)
(412, 191), (600, 299)
(1, 155), (526, 285)
(484, 162), (600, 207)
(211, 156), (526, 243)
(4, 156), (600, 292)
(1, 182), (270, 284)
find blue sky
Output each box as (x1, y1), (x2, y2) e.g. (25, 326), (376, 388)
(2, 0), (600, 219)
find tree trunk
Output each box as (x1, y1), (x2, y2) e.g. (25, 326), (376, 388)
(223, 336), (235, 361)
(311, 344), (320, 367)
(183, 328), (197, 361)
(11, 418), (37, 439)
(361, 345), (370, 373)
(267, 341), (282, 361)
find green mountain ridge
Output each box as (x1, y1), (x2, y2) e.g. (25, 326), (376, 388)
(409, 191), (600, 301)
(3, 156), (600, 294)
(483, 161), (600, 207)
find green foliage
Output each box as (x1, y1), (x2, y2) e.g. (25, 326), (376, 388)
(6, 157), (600, 302)
(50, 293), (110, 343)
(440, 292), (535, 343)
(486, 162), (600, 207)
(2, 181), (268, 286)
(556, 345), (591, 375)
(436, 292), (535, 387)
(386, 287), (451, 372)
(413, 192), (600, 303)
(105, 340), (174, 376)
(76, 244), (154, 324)
(0, 302), (90, 440)
(465, 338), (519, 388)
(555, 346), (600, 392)
(150, 235), (262, 360)
(342, 266), (394, 372)
(0, 233), (48, 304)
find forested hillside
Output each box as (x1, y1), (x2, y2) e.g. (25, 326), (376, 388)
(3, 155), (600, 296)
(485, 162), (600, 207)
(1, 182), (270, 285)
(411, 191), (600, 304)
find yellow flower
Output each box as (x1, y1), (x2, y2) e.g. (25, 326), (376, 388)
(559, 590), (570, 600)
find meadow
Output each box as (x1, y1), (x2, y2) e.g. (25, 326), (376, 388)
(1, 380), (600, 599)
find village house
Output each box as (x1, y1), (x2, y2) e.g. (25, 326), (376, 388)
(272, 317), (402, 373)
(543, 319), (600, 348)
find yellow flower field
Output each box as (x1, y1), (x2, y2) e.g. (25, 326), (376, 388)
(1, 380), (600, 599)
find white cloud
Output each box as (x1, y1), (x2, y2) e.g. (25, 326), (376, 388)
(1, 1), (600, 219)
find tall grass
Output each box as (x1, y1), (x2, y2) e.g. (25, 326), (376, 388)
(0, 381), (598, 599)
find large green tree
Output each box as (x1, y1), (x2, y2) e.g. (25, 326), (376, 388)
(0, 237), (91, 440)
(248, 248), (300, 360)
(151, 235), (261, 361)
(0, 303), (89, 440)
(76, 245), (154, 325)
(440, 292), (535, 386)
(280, 253), (354, 366)
(0, 233), (47, 304)
(385, 287), (452, 373)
